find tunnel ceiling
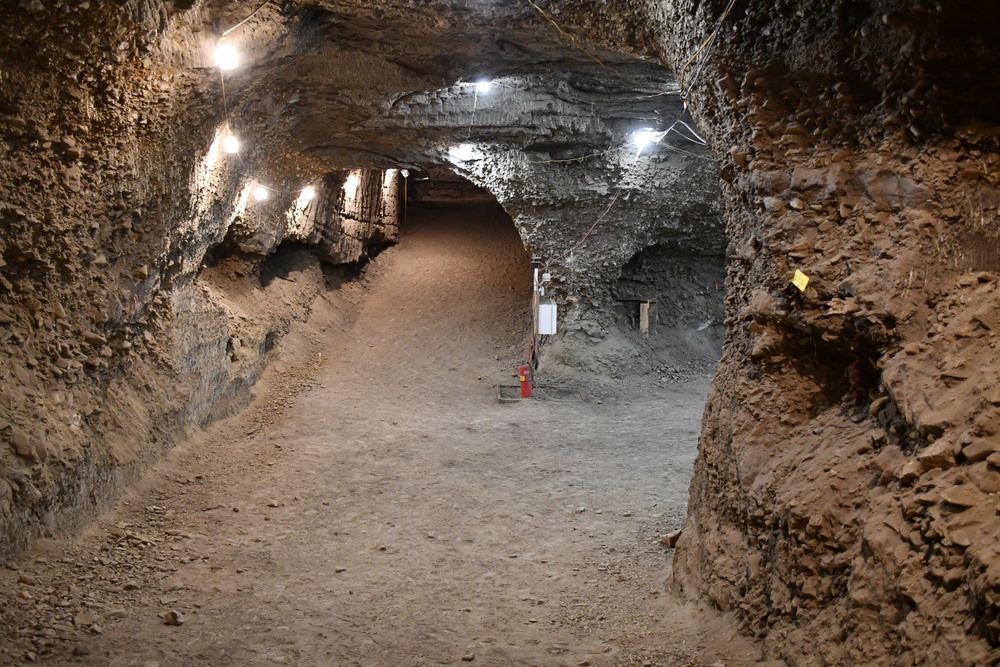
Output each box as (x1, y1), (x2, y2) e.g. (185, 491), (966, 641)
(223, 1), (681, 167)
(162, 0), (725, 321)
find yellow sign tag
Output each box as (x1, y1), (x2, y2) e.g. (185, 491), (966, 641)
(791, 269), (810, 292)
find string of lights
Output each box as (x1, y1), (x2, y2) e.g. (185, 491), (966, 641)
(212, 5), (331, 203)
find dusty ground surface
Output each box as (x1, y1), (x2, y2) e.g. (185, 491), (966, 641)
(0, 204), (770, 667)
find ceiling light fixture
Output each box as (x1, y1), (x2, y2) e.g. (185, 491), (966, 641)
(632, 129), (661, 153)
(222, 130), (240, 154)
(253, 185), (269, 201)
(300, 186), (316, 201)
(215, 42), (240, 71)
(475, 80), (493, 94)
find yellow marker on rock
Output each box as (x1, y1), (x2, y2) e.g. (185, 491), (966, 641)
(792, 269), (810, 292)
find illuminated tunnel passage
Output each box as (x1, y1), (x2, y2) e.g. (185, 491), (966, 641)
(0, 175), (747, 666)
(3, 2), (999, 666)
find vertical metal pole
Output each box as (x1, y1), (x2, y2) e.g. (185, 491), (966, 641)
(531, 265), (540, 369)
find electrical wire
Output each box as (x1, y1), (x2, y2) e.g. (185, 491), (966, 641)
(219, 67), (229, 129)
(524, 116), (707, 166)
(542, 154), (643, 271)
(659, 141), (713, 161)
(525, 148), (616, 165)
(621, 89), (682, 100)
(466, 89), (478, 140)
(677, 0), (738, 99)
(671, 119), (708, 145)
(538, 105), (711, 273)
(221, 0), (271, 37)
(525, 0), (643, 87)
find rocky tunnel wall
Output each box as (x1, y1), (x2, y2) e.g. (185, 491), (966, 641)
(591, 1), (1000, 664)
(0, 0), (403, 561)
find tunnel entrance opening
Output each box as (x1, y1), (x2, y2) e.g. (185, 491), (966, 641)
(385, 169), (536, 378)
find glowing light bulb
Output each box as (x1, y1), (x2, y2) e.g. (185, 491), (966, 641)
(215, 43), (240, 71)
(300, 186), (316, 201)
(253, 185), (269, 201)
(633, 129), (659, 153)
(222, 132), (240, 154)
(475, 80), (493, 94)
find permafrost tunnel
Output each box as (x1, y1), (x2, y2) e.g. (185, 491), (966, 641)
(1, 1), (1000, 665)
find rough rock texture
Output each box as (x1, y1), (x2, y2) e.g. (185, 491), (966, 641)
(0, 0), (725, 565)
(6, 0), (1000, 664)
(0, 0), (406, 559)
(621, 1), (1000, 665)
(295, 170), (401, 265)
(614, 243), (726, 374)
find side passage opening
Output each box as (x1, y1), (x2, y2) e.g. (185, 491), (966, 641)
(614, 242), (727, 382)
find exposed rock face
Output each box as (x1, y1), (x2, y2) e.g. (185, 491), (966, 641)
(0, 0), (407, 557)
(614, 243), (727, 374)
(627, 1), (1000, 665)
(2, 0), (999, 664)
(290, 169), (401, 265)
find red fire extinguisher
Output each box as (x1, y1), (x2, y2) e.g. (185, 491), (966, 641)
(518, 364), (533, 399)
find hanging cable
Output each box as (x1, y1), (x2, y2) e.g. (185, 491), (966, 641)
(525, 148), (616, 165)
(669, 120), (708, 145)
(659, 141), (713, 161)
(466, 89), (479, 140)
(542, 154), (643, 271)
(525, 0), (643, 87)
(221, 0), (271, 37)
(678, 0), (738, 99)
(538, 104), (712, 273)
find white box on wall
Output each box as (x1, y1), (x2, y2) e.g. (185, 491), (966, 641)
(538, 300), (557, 335)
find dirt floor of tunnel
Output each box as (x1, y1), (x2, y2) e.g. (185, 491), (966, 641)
(0, 203), (773, 667)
